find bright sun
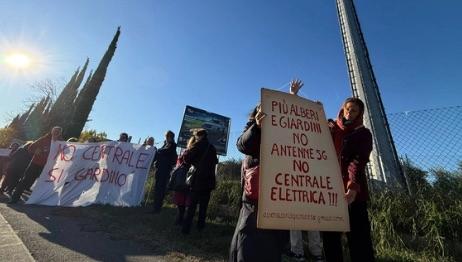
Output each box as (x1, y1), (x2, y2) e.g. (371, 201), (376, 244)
(6, 53), (32, 69)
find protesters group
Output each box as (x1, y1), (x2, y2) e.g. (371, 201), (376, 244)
(228, 80), (375, 262)
(0, 79), (375, 262)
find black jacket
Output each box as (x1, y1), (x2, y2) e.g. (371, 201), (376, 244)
(229, 120), (288, 262)
(154, 141), (178, 174)
(184, 137), (218, 191)
(236, 121), (260, 160)
(7, 146), (32, 174)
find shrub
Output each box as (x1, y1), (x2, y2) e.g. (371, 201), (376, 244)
(207, 180), (241, 224)
(142, 169), (156, 206)
(216, 158), (241, 181)
(370, 179), (462, 261)
(0, 127), (16, 147)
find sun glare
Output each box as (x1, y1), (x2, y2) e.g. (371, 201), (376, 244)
(6, 53), (32, 69)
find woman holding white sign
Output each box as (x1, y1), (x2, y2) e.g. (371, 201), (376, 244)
(229, 80), (304, 262)
(322, 97), (374, 262)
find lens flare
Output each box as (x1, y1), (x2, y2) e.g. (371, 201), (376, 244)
(6, 53), (32, 69)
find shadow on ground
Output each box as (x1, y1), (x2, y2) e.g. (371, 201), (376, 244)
(0, 193), (234, 261)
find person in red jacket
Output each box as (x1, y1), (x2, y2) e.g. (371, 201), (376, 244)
(9, 126), (63, 203)
(322, 97), (374, 262)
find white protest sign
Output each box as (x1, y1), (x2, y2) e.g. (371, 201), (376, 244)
(258, 88), (349, 231)
(27, 141), (156, 207)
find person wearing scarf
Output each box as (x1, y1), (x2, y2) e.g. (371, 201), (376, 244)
(323, 97), (375, 262)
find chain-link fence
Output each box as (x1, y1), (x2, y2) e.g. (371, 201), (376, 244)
(226, 106), (462, 187)
(349, 105), (462, 192)
(388, 106), (462, 176)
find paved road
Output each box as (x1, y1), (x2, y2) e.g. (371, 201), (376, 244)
(0, 194), (164, 262)
(0, 207), (34, 262)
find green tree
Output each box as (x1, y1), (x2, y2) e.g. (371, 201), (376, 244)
(67, 27), (120, 138)
(78, 129), (108, 142)
(8, 103), (35, 140)
(402, 157), (431, 195)
(22, 96), (51, 140)
(0, 127), (17, 148)
(47, 59), (89, 139)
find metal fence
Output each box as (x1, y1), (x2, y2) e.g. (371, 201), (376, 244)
(227, 106), (462, 187)
(388, 106), (462, 173)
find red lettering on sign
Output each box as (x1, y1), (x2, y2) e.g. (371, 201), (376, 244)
(112, 147), (124, 164)
(82, 146), (96, 160)
(54, 143), (76, 161)
(136, 153), (149, 169)
(45, 168), (63, 182)
(270, 187), (326, 205)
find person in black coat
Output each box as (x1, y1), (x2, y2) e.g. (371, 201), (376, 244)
(229, 79), (303, 262)
(151, 130), (178, 213)
(1, 142), (33, 194)
(228, 105), (288, 262)
(181, 128), (218, 234)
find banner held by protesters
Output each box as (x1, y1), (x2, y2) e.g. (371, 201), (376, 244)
(258, 88), (349, 231)
(26, 141), (156, 207)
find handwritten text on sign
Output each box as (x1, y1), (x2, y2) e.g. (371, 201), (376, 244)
(258, 88), (349, 231)
(27, 141), (156, 207)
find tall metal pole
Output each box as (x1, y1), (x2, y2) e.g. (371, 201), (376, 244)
(336, 0), (406, 187)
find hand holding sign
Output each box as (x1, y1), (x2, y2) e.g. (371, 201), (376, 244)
(255, 105), (266, 127)
(345, 189), (357, 204)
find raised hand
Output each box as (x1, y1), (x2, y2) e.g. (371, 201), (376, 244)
(289, 79), (304, 95)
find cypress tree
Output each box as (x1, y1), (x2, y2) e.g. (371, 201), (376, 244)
(7, 115), (20, 129)
(23, 96), (51, 140)
(9, 103), (35, 139)
(74, 58), (90, 90)
(49, 59), (89, 138)
(67, 27), (120, 138)
(19, 103), (35, 125)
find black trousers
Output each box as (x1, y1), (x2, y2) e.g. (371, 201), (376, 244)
(182, 190), (211, 233)
(323, 201), (375, 262)
(11, 162), (44, 201)
(0, 168), (23, 192)
(229, 201), (288, 262)
(152, 169), (171, 211)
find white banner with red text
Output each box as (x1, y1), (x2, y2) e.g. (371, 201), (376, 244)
(26, 141), (156, 207)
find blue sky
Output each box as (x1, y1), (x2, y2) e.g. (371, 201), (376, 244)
(0, 0), (461, 160)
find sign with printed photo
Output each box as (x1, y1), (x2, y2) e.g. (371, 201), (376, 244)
(177, 105), (231, 156)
